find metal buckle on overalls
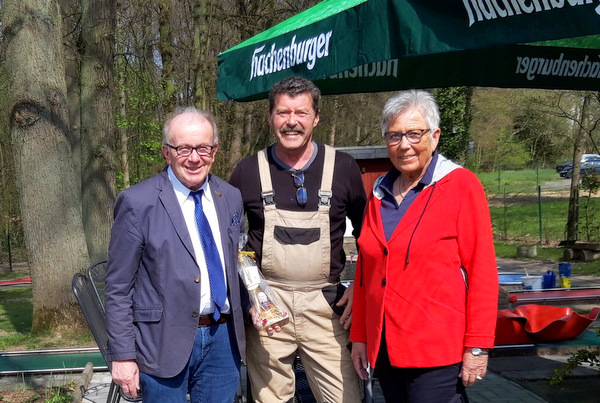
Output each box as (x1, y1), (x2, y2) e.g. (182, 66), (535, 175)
(318, 190), (332, 206)
(261, 190), (275, 206)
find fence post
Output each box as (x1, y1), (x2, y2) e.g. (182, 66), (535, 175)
(7, 233), (12, 273)
(538, 185), (543, 244)
(497, 170), (501, 193)
(503, 187), (507, 239)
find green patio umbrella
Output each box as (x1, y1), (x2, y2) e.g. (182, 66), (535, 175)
(217, 0), (600, 101)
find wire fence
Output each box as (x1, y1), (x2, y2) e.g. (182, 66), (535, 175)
(488, 183), (600, 245)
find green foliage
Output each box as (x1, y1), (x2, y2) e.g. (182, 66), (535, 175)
(44, 387), (74, 403)
(581, 174), (600, 195)
(114, 64), (165, 189)
(580, 177), (600, 241)
(511, 92), (572, 166)
(468, 88), (586, 172)
(434, 87), (473, 163)
(493, 128), (532, 170)
(550, 348), (600, 385)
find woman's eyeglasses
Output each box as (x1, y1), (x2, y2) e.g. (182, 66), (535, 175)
(291, 170), (307, 206)
(385, 129), (430, 145)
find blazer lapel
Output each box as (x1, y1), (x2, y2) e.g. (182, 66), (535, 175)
(209, 177), (237, 285)
(156, 170), (196, 260)
(210, 178), (231, 249)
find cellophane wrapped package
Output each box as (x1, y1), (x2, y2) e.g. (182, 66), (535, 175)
(238, 251), (289, 329)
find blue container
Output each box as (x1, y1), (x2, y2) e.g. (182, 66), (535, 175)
(558, 262), (572, 288)
(558, 262), (572, 278)
(542, 270), (556, 289)
(498, 273), (524, 286)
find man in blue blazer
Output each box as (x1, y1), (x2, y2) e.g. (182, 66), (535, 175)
(105, 107), (247, 402)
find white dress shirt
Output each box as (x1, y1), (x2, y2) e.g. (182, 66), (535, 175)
(167, 167), (230, 315)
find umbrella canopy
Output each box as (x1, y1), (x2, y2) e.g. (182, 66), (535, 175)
(217, 0), (600, 101)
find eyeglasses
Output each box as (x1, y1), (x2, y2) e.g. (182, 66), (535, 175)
(385, 129), (430, 145)
(166, 143), (215, 157)
(291, 170), (307, 206)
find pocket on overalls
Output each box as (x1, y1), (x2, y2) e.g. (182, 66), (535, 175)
(274, 226), (320, 245)
(271, 226), (323, 281)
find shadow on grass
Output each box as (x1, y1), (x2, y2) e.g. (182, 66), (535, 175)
(0, 287), (33, 333)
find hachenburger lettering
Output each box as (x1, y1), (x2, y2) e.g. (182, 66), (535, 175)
(328, 59), (399, 80)
(250, 31), (333, 81)
(515, 52), (600, 80)
(462, 0), (599, 27)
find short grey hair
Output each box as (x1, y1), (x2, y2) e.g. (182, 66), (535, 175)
(380, 90), (440, 137)
(163, 107), (218, 145)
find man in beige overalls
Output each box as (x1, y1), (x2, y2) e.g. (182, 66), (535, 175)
(229, 77), (367, 402)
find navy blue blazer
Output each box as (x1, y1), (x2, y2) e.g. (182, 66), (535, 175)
(105, 169), (246, 378)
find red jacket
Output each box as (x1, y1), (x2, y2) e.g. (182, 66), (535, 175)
(350, 166), (498, 368)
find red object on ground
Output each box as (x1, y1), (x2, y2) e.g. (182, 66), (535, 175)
(495, 309), (535, 345)
(0, 277), (31, 287)
(495, 304), (600, 345)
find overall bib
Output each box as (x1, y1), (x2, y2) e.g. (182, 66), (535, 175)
(246, 146), (362, 403)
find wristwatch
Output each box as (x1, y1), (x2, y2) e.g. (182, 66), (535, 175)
(470, 347), (489, 356)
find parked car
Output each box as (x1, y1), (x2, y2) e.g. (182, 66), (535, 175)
(561, 160), (600, 179)
(557, 154), (600, 177)
(556, 154), (600, 177)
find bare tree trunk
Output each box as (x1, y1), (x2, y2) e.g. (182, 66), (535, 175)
(118, 66), (130, 189)
(227, 102), (244, 172)
(193, 0), (210, 110)
(80, 0), (117, 262)
(158, 0), (176, 111)
(4, 0), (90, 331)
(329, 98), (339, 147)
(566, 94), (591, 242)
(59, 0), (82, 196)
(566, 152), (581, 242)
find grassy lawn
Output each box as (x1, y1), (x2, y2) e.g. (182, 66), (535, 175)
(477, 167), (561, 196)
(490, 200), (569, 243)
(480, 168), (600, 248)
(0, 266), (94, 351)
(0, 286), (35, 349)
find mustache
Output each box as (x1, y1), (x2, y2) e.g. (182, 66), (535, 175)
(281, 124), (304, 134)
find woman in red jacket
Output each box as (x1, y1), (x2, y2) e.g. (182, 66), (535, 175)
(350, 90), (498, 402)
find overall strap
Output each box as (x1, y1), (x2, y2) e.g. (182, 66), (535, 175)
(318, 145), (335, 206)
(257, 149), (274, 206)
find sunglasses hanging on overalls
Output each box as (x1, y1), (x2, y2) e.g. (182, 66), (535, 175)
(291, 170), (307, 206)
